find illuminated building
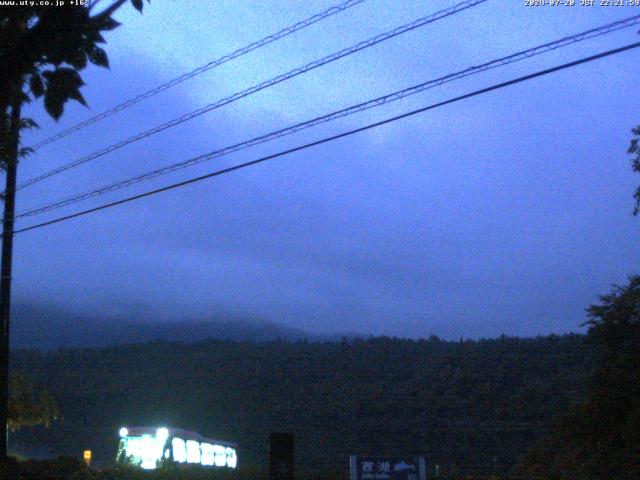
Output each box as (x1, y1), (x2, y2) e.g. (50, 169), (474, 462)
(116, 426), (237, 470)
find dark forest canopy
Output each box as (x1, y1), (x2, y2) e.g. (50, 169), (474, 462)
(517, 277), (640, 480)
(10, 334), (592, 476)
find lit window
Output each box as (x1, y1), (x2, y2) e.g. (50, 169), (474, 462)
(213, 445), (226, 467)
(226, 447), (237, 468)
(200, 442), (215, 466)
(137, 435), (160, 470)
(172, 438), (186, 463)
(186, 440), (201, 464)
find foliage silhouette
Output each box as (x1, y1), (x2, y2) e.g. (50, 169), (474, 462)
(8, 374), (58, 432)
(0, 0), (149, 122)
(11, 334), (593, 477)
(517, 277), (640, 479)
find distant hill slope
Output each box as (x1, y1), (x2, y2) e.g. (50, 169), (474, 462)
(10, 302), (332, 349)
(10, 334), (594, 476)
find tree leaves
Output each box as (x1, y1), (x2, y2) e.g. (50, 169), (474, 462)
(19, 117), (39, 130)
(8, 374), (59, 432)
(28, 74), (44, 98)
(131, 0), (150, 13)
(42, 68), (87, 119)
(67, 47), (88, 70)
(99, 16), (121, 31)
(88, 46), (109, 68)
(628, 126), (640, 215)
(12, 334), (593, 473)
(519, 277), (640, 480)
(1, 0), (148, 122)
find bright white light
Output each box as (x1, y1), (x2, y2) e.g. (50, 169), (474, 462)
(172, 438), (186, 463)
(128, 435), (161, 470)
(226, 447), (237, 468)
(214, 445), (226, 467)
(117, 428), (237, 470)
(201, 442), (215, 466)
(186, 440), (201, 463)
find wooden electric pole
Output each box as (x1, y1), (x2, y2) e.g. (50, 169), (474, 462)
(0, 99), (22, 463)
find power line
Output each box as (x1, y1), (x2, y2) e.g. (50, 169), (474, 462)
(15, 14), (640, 220)
(15, 0), (488, 191)
(12, 41), (640, 236)
(27, 0), (368, 150)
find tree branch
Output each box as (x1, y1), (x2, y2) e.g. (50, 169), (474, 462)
(91, 0), (128, 21)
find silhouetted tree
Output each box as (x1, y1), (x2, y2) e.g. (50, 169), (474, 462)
(0, 0), (150, 462)
(8, 374), (58, 432)
(518, 277), (640, 479)
(10, 335), (592, 472)
(628, 127), (640, 215)
(0, 0), (150, 121)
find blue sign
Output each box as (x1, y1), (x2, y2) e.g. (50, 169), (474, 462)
(350, 456), (425, 480)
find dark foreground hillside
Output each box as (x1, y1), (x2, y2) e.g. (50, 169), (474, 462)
(10, 335), (593, 476)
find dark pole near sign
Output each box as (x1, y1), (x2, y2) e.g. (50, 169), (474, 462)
(269, 432), (294, 480)
(0, 99), (21, 462)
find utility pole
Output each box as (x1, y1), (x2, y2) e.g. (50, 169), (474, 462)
(0, 99), (21, 463)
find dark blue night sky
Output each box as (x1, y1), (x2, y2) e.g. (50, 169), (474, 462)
(13, 0), (640, 339)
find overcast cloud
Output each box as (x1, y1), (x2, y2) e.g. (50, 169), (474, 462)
(11, 0), (640, 339)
